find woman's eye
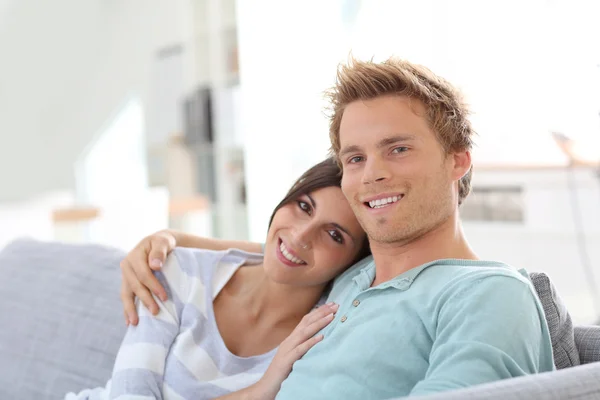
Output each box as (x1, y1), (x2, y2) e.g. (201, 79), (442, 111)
(392, 147), (408, 154)
(297, 200), (312, 215)
(328, 230), (344, 244)
(348, 156), (364, 164)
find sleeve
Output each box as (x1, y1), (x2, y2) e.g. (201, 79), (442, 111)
(410, 273), (555, 396)
(108, 253), (188, 400)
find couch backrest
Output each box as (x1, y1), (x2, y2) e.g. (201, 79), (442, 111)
(0, 238), (127, 400)
(1, 239), (597, 400)
(529, 272), (582, 368)
(574, 325), (600, 364)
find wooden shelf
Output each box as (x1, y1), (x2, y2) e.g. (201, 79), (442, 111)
(52, 195), (210, 223)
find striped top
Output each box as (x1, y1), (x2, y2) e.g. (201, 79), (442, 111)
(68, 248), (274, 400)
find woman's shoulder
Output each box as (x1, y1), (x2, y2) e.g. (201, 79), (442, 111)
(166, 247), (262, 278)
(169, 247), (225, 265)
(170, 247), (262, 264)
(220, 248), (263, 266)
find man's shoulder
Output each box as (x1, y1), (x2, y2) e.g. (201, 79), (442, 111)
(420, 260), (536, 306)
(332, 255), (374, 284)
(432, 260), (531, 288)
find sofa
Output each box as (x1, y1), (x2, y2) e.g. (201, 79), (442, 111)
(0, 238), (599, 399)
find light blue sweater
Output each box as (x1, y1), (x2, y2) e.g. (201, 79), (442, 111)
(277, 256), (555, 399)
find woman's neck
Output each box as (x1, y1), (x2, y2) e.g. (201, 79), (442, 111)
(227, 264), (326, 327)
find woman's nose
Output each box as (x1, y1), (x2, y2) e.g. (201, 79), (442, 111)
(291, 226), (312, 250)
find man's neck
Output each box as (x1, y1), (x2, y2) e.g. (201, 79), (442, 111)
(370, 213), (477, 287)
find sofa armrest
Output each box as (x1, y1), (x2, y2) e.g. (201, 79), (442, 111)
(394, 362), (600, 400)
(574, 325), (600, 364)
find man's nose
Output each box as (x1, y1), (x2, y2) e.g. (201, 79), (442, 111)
(362, 157), (392, 184)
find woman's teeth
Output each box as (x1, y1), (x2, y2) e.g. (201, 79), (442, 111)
(369, 196), (400, 209)
(280, 242), (305, 264)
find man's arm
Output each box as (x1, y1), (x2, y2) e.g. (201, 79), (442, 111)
(410, 273), (555, 396)
(170, 230), (263, 254)
(110, 254), (186, 399)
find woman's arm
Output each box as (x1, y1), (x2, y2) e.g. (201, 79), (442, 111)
(120, 230), (262, 325)
(110, 253), (187, 399)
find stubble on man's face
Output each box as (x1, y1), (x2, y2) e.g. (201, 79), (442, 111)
(337, 95), (457, 245)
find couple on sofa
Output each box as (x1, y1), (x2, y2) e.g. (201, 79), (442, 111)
(68, 57), (555, 400)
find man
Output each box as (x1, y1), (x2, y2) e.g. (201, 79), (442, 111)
(121, 57), (554, 399)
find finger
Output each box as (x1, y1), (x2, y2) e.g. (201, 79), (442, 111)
(300, 313), (334, 340)
(147, 238), (169, 270)
(285, 311), (334, 350)
(120, 283), (129, 325)
(120, 281), (139, 325)
(301, 302), (339, 326)
(290, 334), (324, 362)
(122, 260), (159, 315)
(137, 265), (167, 302)
(128, 253), (167, 302)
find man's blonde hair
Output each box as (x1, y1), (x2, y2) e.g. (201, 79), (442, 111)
(326, 57), (475, 205)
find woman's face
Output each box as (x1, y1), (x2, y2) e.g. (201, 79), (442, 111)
(263, 186), (367, 287)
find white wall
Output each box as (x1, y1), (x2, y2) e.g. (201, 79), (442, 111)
(0, 0), (189, 202)
(464, 167), (600, 323)
(235, 0), (600, 244)
(236, 0), (350, 242)
(349, 0), (600, 165)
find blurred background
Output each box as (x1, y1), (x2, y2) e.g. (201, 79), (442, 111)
(0, 0), (599, 323)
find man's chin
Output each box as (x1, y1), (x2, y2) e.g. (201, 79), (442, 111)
(361, 222), (398, 242)
(357, 212), (390, 227)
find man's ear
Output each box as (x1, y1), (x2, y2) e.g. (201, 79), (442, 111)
(452, 150), (472, 181)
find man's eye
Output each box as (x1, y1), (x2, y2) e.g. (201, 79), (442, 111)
(348, 156), (364, 164)
(297, 200), (312, 215)
(328, 230), (344, 244)
(392, 147), (408, 154)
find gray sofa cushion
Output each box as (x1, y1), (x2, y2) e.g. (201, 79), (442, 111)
(530, 272), (581, 369)
(0, 238), (127, 400)
(397, 361), (600, 400)
(575, 326), (600, 365)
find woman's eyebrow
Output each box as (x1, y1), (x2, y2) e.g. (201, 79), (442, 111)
(306, 193), (317, 210)
(308, 193), (356, 243)
(331, 223), (355, 244)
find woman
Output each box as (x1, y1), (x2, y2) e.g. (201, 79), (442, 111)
(68, 158), (369, 400)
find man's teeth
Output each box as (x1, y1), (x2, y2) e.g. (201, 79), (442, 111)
(279, 242), (305, 264)
(369, 196), (400, 209)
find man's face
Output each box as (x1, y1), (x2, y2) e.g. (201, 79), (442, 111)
(338, 95), (470, 244)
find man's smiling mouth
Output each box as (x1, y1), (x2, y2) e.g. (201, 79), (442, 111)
(362, 194), (404, 209)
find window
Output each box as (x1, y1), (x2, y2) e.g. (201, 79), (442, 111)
(461, 186), (524, 222)
(75, 97), (147, 204)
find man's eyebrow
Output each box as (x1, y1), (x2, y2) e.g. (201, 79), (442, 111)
(338, 145), (362, 158)
(339, 135), (417, 158)
(376, 135), (417, 149)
